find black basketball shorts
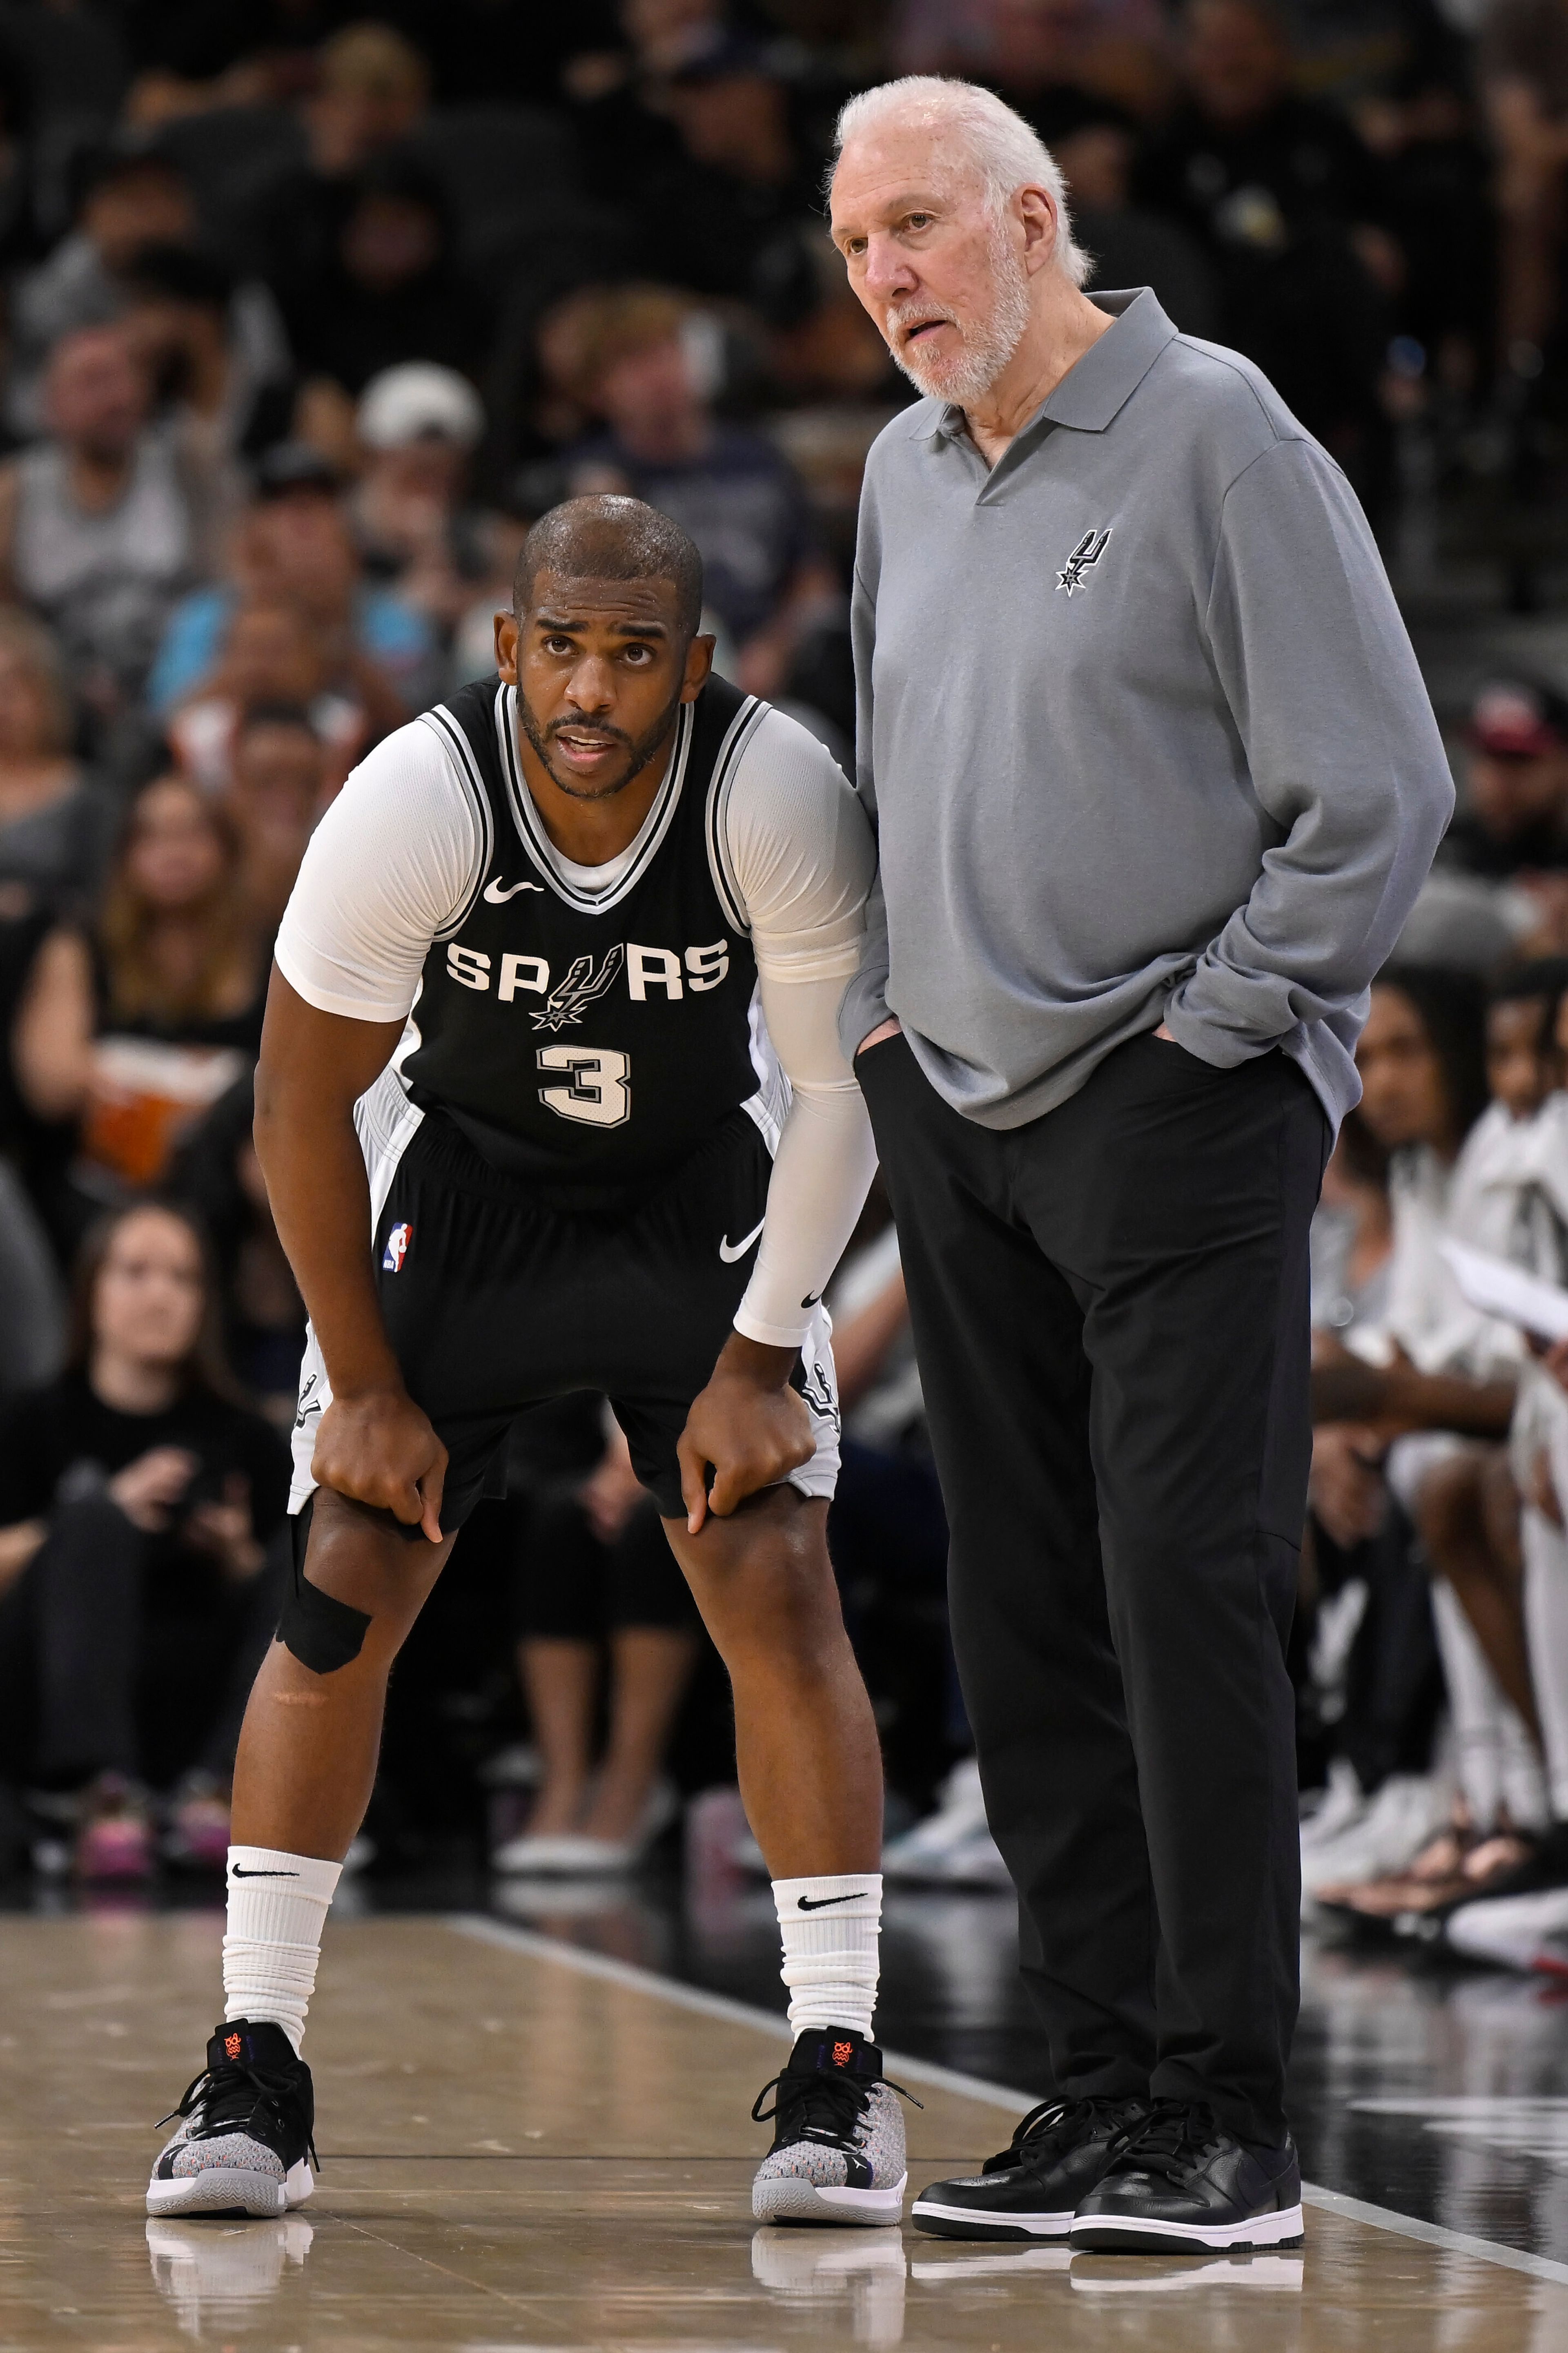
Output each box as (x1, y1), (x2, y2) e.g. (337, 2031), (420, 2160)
(288, 1093), (840, 1529)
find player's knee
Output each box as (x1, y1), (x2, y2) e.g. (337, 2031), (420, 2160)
(706, 1534), (844, 1671)
(278, 1495), (438, 1674)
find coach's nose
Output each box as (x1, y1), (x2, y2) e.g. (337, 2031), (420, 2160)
(862, 232), (918, 305)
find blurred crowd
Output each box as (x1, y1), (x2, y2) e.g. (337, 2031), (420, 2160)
(6, 0), (1568, 1951)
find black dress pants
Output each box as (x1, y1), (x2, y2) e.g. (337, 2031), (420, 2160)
(0, 1497), (284, 1790)
(857, 1030), (1330, 2148)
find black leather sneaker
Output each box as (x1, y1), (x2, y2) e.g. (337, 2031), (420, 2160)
(1069, 2099), (1304, 2253)
(911, 2096), (1145, 2240)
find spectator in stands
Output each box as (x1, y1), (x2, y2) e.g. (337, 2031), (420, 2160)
(222, 701), (326, 935)
(120, 242), (294, 470)
(278, 150), (488, 402)
(555, 284), (840, 694)
(239, 22), (433, 315)
(1138, 0), (1397, 510)
(1480, 0), (1568, 394)
(165, 591), (392, 800)
(0, 612), (111, 911)
(149, 441), (438, 720)
(494, 1413), (699, 1876)
(1050, 99), (1219, 333)
(14, 773), (267, 1195)
(171, 1072), (305, 1425)
(1305, 968), (1551, 1911)
(0, 326), (223, 719)
(1445, 676), (1568, 879)
(0, 1198), (287, 1880)
(1428, 676), (1568, 961)
(6, 141), (195, 439)
(635, 33), (827, 303)
(351, 360), (489, 635)
(892, 0), (1171, 120)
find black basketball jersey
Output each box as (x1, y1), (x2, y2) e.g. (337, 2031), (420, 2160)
(397, 673), (784, 1202)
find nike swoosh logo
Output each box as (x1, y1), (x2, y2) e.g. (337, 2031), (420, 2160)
(719, 1217), (766, 1263)
(230, 1867), (300, 1878)
(483, 877), (544, 903)
(797, 1891), (859, 1911)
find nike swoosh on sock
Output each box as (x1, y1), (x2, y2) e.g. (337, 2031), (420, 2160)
(797, 1891), (863, 1910)
(230, 1868), (301, 1878)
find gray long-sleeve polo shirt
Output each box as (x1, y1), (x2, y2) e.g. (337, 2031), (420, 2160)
(842, 287), (1454, 1131)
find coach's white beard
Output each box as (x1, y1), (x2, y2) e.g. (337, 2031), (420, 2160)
(887, 225), (1033, 408)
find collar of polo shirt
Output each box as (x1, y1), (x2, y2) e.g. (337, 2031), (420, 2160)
(926, 286), (1180, 449)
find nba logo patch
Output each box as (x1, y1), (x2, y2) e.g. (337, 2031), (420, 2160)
(383, 1221), (412, 1273)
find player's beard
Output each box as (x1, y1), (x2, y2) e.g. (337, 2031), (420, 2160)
(517, 681), (684, 801)
(886, 216), (1033, 407)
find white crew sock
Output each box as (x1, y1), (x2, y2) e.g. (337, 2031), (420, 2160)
(1523, 1503), (1568, 1820)
(222, 1846), (342, 2056)
(773, 1873), (881, 2040)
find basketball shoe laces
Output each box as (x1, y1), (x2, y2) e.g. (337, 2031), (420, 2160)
(751, 2064), (917, 2153)
(982, 2094), (1125, 2175)
(1102, 2097), (1222, 2185)
(158, 2052), (319, 2170)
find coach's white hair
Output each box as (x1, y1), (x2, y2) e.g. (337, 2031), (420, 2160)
(832, 76), (1091, 289)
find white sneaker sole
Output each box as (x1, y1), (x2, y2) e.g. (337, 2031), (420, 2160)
(1069, 2201), (1304, 2254)
(145, 2157), (313, 2219)
(753, 2170), (906, 2227)
(911, 2197), (1074, 2241)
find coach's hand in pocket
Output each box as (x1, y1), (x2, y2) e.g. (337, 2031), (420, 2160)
(312, 1388), (448, 1543)
(677, 1333), (815, 1534)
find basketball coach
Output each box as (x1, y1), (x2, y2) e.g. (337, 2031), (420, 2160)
(830, 76), (1454, 2253)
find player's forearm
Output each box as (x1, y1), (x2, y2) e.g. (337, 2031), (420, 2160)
(735, 1079), (879, 1349)
(254, 1088), (401, 1400)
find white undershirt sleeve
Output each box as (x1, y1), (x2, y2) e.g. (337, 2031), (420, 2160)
(722, 708), (879, 1350)
(273, 718), (483, 1021)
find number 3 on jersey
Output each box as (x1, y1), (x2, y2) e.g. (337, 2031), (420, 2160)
(537, 1046), (630, 1127)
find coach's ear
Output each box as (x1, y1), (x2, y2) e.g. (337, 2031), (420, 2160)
(681, 631), (716, 703)
(494, 609), (519, 683)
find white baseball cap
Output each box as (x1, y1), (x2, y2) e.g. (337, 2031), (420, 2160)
(357, 362), (485, 452)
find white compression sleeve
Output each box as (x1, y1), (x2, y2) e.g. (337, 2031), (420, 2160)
(735, 957), (879, 1348)
(719, 707), (879, 1350)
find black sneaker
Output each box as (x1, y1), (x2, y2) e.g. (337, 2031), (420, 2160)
(751, 2027), (916, 2226)
(1069, 2099), (1303, 2253)
(147, 2020), (316, 2219)
(911, 2096), (1144, 2240)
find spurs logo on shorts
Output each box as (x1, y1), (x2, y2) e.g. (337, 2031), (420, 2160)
(1056, 527), (1111, 596)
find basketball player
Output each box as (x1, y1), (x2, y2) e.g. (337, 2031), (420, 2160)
(147, 497), (906, 2229)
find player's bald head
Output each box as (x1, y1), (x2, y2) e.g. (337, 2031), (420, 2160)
(514, 495), (704, 641)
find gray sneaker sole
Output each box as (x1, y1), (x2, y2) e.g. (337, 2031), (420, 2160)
(753, 2171), (906, 2227)
(145, 2157), (313, 2220)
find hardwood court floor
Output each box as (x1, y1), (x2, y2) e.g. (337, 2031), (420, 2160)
(5, 1909), (1568, 2351)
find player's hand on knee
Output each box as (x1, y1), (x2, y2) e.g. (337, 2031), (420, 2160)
(312, 1391), (448, 1543)
(677, 1335), (814, 1532)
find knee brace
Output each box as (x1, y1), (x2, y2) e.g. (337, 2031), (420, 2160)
(278, 1497), (373, 1673)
